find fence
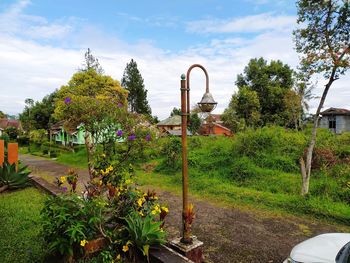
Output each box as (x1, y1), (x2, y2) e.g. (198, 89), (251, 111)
(0, 140), (18, 168)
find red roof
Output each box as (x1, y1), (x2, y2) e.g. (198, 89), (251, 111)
(0, 119), (21, 130)
(320, 108), (350, 116)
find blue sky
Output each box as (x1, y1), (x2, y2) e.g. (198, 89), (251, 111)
(0, 0), (349, 119)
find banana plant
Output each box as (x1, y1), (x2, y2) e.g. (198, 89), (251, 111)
(0, 160), (31, 193)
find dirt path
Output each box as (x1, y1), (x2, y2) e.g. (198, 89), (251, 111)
(20, 154), (349, 263)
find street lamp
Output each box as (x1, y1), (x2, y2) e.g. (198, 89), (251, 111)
(180, 64), (217, 244)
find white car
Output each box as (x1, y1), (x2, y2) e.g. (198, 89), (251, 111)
(284, 233), (350, 263)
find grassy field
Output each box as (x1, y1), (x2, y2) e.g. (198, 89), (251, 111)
(0, 188), (47, 263)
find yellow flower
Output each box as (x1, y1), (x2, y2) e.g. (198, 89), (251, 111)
(122, 245), (129, 252)
(138, 211), (144, 216)
(116, 254), (121, 260)
(108, 165), (113, 171)
(161, 206), (169, 213)
(101, 153), (106, 158)
(98, 180), (103, 186)
(60, 176), (66, 183)
(125, 179), (131, 185)
(80, 239), (88, 247)
(151, 210), (157, 215)
(137, 198), (143, 207)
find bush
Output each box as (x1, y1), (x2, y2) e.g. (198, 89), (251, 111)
(18, 135), (30, 146)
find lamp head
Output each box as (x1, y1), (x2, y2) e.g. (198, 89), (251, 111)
(198, 92), (217, 113)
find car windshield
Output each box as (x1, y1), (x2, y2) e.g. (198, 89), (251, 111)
(336, 242), (350, 263)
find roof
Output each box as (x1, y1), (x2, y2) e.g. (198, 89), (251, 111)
(50, 120), (65, 130)
(0, 119), (21, 130)
(166, 129), (192, 136)
(320, 108), (350, 116)
(157, 115), (182, 126)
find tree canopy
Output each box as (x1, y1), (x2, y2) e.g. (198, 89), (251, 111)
(222, 57), (301, 131)
(121, 59), (152, 116)
(19, 91), (57, 131)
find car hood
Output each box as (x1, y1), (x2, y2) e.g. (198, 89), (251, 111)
(290, 233), (350, 263)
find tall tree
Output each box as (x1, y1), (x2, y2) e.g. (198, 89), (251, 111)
(80, 48), (104, 74)
(121, 59), (152, 116)
(294, 0), (350, 195)
(235, 58), (295, 125)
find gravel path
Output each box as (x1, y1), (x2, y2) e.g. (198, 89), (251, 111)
(20, 154), (349, 263)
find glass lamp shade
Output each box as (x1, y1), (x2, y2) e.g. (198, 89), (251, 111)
(198, 92), (217, 113)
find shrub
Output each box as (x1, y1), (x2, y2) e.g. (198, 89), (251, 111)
(0, 160), (31, 193)
(17, 135), (30, 146)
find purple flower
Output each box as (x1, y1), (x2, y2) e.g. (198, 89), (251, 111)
(128, 134), (136, 141)
(64, 97), (71, 104)
(116, 130), (123, 137)
(145, 134), (151, 141)
(117, 102), (123, 108)
(62, 186), (68, 192)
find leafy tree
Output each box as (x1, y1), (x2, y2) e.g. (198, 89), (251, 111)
(121, 59), (152, 116)
(188, 113), (201, 134)
(80, 48), (104, 74)
(54, 69), (128, 177)
(170, 107), (182, 117)
(282, 89), (302, 129)
(222, 86), (261, 132)
(235, 58), (294, 125)
(20, 91), (57, 131)
(294, 0), (350, 195)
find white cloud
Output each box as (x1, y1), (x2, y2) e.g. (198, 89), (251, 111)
(187, 13), (296, 34)
(0, 1), (349, 120)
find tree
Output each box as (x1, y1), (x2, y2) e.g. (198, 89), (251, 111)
(235, 58), (295, 126)
(20, 91), (57, 131)
(80, 48), (104, 74)
(294, 0), (350, 195)
(170, 107), (182, 117)
(188, 113), (201, 134)
(121, 59), (152, 116)
(54, 69), (128, 177)
(283, 89), (302, 129)
(222, 86), (261, 132)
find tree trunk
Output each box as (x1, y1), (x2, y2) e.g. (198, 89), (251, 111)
(0, 185), (9, 193)
(300, 67), (336, 195)
(84, 133), (95, 179)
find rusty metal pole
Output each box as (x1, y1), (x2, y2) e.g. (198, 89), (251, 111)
(180, 73), (191, 244)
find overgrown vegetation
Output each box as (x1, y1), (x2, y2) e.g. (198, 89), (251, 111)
(136, 127), (350, 224)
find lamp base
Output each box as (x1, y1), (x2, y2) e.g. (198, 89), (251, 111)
(169, 236), (203, 263)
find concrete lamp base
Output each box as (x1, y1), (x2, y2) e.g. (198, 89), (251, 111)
(169, 236), (203, 263)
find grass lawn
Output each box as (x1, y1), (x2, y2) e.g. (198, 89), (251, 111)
(136, 167), (350, 225)
(0, 188), (47, 263)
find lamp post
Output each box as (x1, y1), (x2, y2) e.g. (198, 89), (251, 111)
(180, 64), (217, 244)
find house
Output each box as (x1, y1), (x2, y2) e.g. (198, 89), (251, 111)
(50, 121), (85, 145)
(319, 108), (350, 134)
(156, 115), (181, 133)
(50, 121), (124, 146)
(0, 119), (22, 136)
(199, 114), (232, 136)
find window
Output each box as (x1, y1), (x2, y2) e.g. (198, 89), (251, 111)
(328, 116), (336, 129)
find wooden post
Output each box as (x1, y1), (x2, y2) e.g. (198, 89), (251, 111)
(0, 140), (4, 167)
(8, 143), (18, 170)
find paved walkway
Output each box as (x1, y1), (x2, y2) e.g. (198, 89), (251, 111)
(20, 154), (348, 263)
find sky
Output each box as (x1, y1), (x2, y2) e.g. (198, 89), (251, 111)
(0, 0), (349, 119)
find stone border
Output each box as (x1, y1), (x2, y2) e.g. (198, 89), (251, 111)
(29, 175), (193, 263)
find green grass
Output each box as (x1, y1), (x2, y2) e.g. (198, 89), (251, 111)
(0, 188), (47, 263)
(56, 148), (88, 169)
(137, 169), (350, 225)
